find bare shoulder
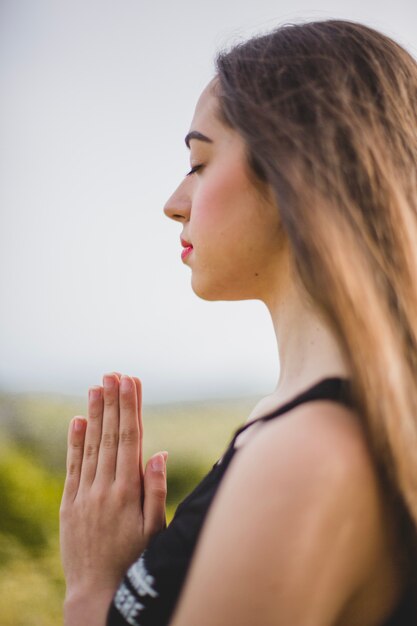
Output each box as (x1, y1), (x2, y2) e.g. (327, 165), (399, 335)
(229, 399), (402, 622)
(258, 399), (369, 464)
(238, 399), (377, 495)
(171, 400), (401, 626)
(237, 399), (387, 552)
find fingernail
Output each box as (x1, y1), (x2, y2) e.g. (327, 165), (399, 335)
(103, 374), (115, 388)
(74, 417), (85, 432)
(89, 387), (101, 401)
(151, 454), (164, 472)
(120, 375), (131, 392)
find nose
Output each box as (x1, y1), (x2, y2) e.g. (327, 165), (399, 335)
(163, 183), (191, 223)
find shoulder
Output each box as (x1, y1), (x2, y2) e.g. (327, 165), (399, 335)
(231, 399), (385, 546)
(170, 400), (390, 625)
(243, 399), (373, 481)
(232, 399), (379, 498)
(216, 401), (387, 613)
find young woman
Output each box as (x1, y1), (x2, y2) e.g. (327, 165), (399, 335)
(60, 19), (417, 625)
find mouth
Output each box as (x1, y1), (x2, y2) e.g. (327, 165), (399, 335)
(180, 235), (193, 261)
(181, 245), (193, 261)
(180, 236), (193, 248)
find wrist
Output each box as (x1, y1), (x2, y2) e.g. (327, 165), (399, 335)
(64, 585), (116, 626)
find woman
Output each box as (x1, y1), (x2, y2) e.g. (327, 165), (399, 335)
(60, 19), (417, 625)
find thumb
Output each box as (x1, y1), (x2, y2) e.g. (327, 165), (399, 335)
(143, 451), (168, 539)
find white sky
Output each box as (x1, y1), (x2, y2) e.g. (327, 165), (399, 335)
(1, 0), (416, 403)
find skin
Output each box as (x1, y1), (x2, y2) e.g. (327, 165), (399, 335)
(163, 79), (351, 410)
(60, 372), (168, 625)
(60, 79), (405, 625)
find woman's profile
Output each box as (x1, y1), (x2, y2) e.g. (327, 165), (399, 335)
(60, 18), (417, 625)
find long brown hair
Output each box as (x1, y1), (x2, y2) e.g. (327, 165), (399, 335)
(214, 18), (417, 602)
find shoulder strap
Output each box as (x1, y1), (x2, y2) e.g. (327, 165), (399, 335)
(231, 377), (353, 444)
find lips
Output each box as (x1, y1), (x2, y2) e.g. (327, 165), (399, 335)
(180, 236), (193, 248)
(181, 246), (193, 261)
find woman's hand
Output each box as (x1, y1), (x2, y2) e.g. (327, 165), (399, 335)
(59, 372), (168, 623)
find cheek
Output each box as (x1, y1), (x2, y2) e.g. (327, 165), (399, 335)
(192, 165), (251, 242)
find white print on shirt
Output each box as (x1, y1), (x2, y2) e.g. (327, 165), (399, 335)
(114, 551), (159, 625)
(114, 583), (145, 626)
(127, 551), (159, 600)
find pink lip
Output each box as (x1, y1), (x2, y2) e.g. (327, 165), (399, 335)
(181, 246), (193, 261)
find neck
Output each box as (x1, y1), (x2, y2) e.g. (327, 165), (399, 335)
(262, 258), (350, 406)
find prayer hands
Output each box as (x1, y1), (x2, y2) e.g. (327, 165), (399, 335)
(60, 372), (168, 608)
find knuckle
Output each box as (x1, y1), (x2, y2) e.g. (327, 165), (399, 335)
(75, 491), (88, 508)
(70, 440), (84, 451)
(152, 485), (167, 501)
(91, 485), (108, 505)
(129, 475), (141, 492)
(103, 395), (115, 408)
(101, 432), (118, 449)
(67, 462), (80, 476)
(115, 484), (130, 506)
(85, 443), (99, 459)
(88, 409), (102, 420)
(119, 428), (138, 446)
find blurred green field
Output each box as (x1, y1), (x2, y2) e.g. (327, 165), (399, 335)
(0, 390), (258, 625)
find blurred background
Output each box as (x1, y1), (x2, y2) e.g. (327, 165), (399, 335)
(1, 1), (416, 623)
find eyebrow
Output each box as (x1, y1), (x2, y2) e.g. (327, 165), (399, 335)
(184, 130), (213, 149)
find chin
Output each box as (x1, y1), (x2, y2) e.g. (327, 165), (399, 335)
(191, 280), (223, 301)
(190, 275), (252, 302)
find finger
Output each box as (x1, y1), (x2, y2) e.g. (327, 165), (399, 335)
(79, 386), (103, 487)
(143, 452), (168, 538)
(115, 375), (140, 487)
(62, 417), (87, 504)
(161, 452), (168, 528)
(111, 371), (123, 380)
(95, 373), (120, 483)
(132, 377), (144, 485)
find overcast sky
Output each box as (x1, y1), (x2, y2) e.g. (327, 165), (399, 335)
(1, 0), (416, 404)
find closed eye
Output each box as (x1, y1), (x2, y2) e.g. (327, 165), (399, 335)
(185, 164), (203, 177)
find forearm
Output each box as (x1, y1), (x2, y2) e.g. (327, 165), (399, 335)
(64, 587), (115, 626)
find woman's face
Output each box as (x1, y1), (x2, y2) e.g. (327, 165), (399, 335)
(163, 79), (284, 302)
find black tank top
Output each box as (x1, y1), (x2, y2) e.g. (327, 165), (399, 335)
(106, 377), (412, 626)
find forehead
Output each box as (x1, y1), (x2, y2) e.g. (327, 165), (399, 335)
(189, 80), (222, 134)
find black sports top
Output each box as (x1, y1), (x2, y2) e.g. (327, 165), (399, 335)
(106, 377), (413, 626)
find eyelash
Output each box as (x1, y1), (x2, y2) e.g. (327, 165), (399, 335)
(185, 164), (203, 177)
